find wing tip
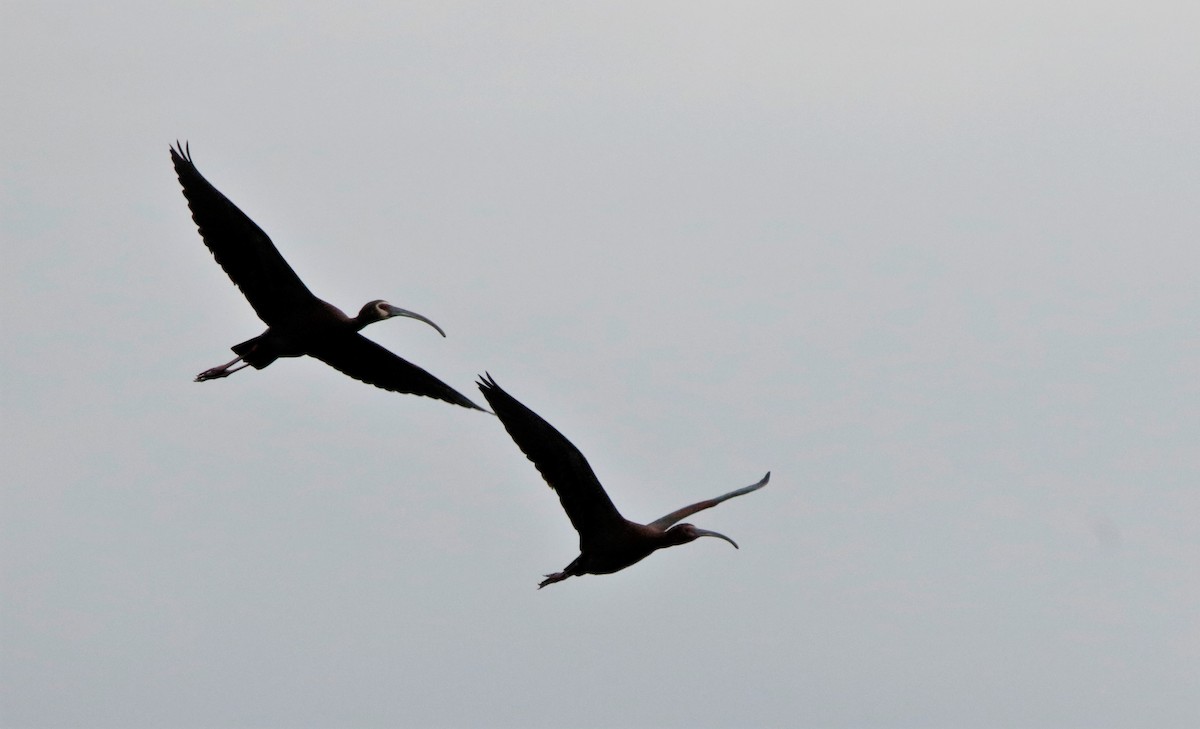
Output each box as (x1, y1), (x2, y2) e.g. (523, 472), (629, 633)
(476, 372), (501, 412)
(169, 140), (192, 163)
(434, 384), (489, 412)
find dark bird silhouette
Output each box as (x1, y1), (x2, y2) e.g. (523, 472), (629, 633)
(477, 374), (768, 588)
(170, 142), (483, 411)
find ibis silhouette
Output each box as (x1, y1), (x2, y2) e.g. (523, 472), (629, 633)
(170, 143), (483, 411)
(478, 374), (768, 588)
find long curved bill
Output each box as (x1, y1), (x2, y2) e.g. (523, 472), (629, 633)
(694, 528), (739, 549)
(384, 305), (447, 338)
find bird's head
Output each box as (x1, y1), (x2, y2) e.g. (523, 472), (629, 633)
(358, 300), (446, 337)
(664, 523), (739, 549)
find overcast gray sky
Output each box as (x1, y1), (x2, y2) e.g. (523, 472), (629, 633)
(2, 2), (1197, 727)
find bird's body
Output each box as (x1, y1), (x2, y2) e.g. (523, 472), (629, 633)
(215, 299), (397, 373)
(170, 142), (483, 411)
(546, 520), (722, 580)
(477, 375), (768, 588)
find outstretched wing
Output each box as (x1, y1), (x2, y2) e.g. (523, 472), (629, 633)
(308, 334), (485, 410)
(477, 375), (625, 542)
(647, 472), (770, 530)
(171, 142), (317, 325)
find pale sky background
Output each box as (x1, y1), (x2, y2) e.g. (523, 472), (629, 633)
(2, 3), (1197, 727)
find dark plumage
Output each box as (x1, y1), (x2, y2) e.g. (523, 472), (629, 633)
(478, 374), (768, 588)
(170, 142), (483, 411)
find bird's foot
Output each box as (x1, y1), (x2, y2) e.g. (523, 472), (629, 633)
(195, 367), (231, 382)
(195, 357), (249, 382)
(538, 572), (568, 589)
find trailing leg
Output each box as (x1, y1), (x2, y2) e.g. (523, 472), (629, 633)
(195, 356), (249, 382)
